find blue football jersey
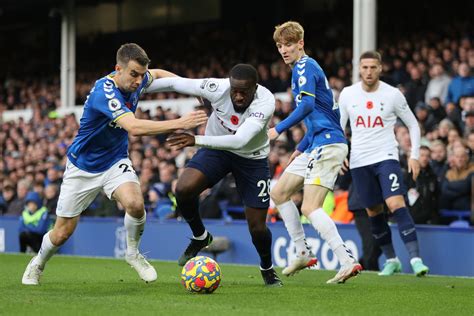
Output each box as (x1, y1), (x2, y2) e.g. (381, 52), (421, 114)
(291, 56), (346, 152)
(67, 71), (152, 173)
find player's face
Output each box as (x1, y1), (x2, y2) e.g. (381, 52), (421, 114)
(276, 40), (304, 65)
(229, 78), (257, 112)
(115, 60), (148, 93)
(359, 58), (382, 87)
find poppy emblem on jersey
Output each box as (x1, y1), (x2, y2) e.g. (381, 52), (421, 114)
(366, 101), (373, 109)
(125, 102), (132, 109)
(108, 98), (122, 111)
(230, 115), (239, 125)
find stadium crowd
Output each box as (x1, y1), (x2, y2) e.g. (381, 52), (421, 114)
(0, 23), (473, 227)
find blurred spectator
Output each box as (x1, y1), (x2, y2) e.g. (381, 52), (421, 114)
(1, 184), (16, 215)
(18, 191), (50, 253)
(440, 145), (474, 211)
(5, 179), (29, 216)
(424, 63), (451, 105)
(445, 62), (474, 107)
(44, 184), (59, 212)
(404, 67), (427, 110)
(405, 146), (439, 224)
(414, 102), (437, 133)
(430, 140), (449, 182)
(427, 97), (447, 125)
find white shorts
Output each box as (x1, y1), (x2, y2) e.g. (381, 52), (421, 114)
(284, 143), (348, 190)
(56, 158), (139, 218)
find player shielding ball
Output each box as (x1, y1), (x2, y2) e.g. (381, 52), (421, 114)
(268, 21), (362, 284)
(22, 43), (207, 285)
(339, 51), (429, 276)
(147, 64), (283, 286)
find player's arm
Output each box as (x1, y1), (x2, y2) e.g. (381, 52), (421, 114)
(116, 111), (207, 136)
(338, 90), (349, 129)
(167, 119), (262, 150)
(268, 94), (314, 140)
(395, 93), (421, 180)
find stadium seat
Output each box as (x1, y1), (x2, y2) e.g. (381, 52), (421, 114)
(439, 209), (471, 228)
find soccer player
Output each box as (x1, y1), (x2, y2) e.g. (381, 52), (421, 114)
(21, 43), (208, 285)
(147, 64), (282, 286)
(268, 21), (362, 284)
(339, 51), (429, 276)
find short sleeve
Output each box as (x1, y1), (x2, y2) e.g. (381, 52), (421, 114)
(92, 83), (131, 122)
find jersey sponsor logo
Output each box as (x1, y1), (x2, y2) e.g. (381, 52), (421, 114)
(355, 115), (384, 128)
(230, 115), (239, 125)
(298, 76), (307, 87)
(249, 112), (264, 119)
(108, 98), (122, 111)
(205, 80), (219, 92)
(366, 101), (373, 109)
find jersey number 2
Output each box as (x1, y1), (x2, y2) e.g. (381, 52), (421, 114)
(257, 179), (271, 197)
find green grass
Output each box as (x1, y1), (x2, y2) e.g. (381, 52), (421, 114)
(1, 254), (473, 315)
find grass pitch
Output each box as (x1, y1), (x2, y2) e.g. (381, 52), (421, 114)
(1, 253), (473, 315)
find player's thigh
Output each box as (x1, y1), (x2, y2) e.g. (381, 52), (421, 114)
(113, 182), (144, 216)
(56, 160), (104, 218)
(270, 172), (304, 204)
(185, 148), (232, 188)
(350, 165), (384, 209)
(231, 156), (271, 209)
(103, 158), (140, 200)
(301, 184), (330, 214)
(304, 143), (347, 189)
(375, 160), (407, 201)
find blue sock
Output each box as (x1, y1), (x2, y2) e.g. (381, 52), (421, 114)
(369, 213), (396, 259)
(392, 207), (420, 259)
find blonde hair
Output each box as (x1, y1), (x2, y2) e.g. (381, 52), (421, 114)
(273, 21), (304, 43)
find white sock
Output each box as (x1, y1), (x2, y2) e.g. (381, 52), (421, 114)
(33, 231), (59, 268)
(308, 208), (354, 265)
(124, 212), (146, 256)
(276, 200), (309, 256)
(193, 230), (208, 240)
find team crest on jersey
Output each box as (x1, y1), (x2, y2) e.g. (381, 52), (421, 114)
(108, 98), (122, 111)
(206, 81), (219, 92)
(298, 76), (307, 87)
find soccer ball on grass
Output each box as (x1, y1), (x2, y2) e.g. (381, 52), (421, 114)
(181, 256), (221, 294)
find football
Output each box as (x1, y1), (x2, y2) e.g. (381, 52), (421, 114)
(181, 256), (221, 294)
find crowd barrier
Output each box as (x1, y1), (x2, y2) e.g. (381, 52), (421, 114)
(0, 216), (472, 277)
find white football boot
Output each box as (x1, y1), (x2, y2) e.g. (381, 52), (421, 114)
(125, 253), (157, 283)
(22, 256), (43, 285)
(326, 261), (363, 284)
(282, 254), (318, 276)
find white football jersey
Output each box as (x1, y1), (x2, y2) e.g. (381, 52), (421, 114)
(196, 78), (275, 159)
(339, 81), (420, 168)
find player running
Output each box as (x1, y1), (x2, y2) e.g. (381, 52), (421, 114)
(22, 43), (207, 285)
(268, 21), (362, 284)
(339, 51), (429, 276)
(147, 64), (283, 287)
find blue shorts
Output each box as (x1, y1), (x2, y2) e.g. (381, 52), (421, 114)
(350, 160), (406, 209)
(186, 148), (270, 209)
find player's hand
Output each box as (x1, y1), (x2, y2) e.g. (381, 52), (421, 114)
(339, 158), (349, 175)
(287, 150), (302, 167)
(268, 128), (280, 141)
(167, 133), (195, 150)
(179, 110), (207, 129)
(408, 158), (420, 181)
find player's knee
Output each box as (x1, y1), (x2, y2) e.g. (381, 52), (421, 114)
(248, 223), (267, 237)
(386, 197), (405, 212)
(269, 187), (290, 205)
(122, 199), (145, 217)
(175, 181), (198, 199)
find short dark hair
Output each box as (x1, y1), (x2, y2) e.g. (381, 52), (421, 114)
(420, 145), (431, 152)
(116, 43), (150, 67)
(360, 51), (382, 62)
(229, 64), (258, 84)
